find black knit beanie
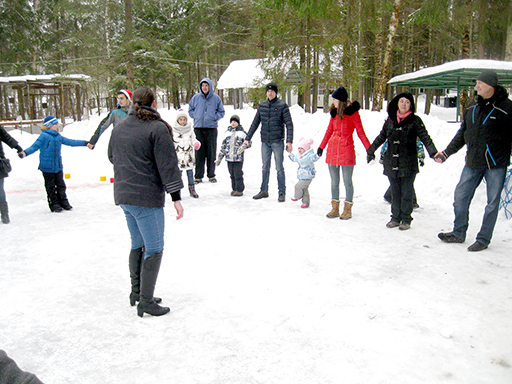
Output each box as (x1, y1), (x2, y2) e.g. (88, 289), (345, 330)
(331, 86), (348, 102)
(265, 82), (278, 93)
(477, 69), (498, 88)
(230, 115), (240, 125)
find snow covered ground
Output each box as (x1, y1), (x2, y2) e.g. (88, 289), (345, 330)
(1, 98), (512, 384)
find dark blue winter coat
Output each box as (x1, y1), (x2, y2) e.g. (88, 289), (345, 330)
(24, 130), (86, 173)
(188, 78), (225, 129)
(246, 97), (294, 144)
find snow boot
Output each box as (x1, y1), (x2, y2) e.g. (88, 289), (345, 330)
(188, 185), (199, 198)
(129, 248), (161, 307)
(340, 201), (353, 220)
(326, 200), (340, 218)
(0, 202), (10, 224)
(137, 252), (170, 317)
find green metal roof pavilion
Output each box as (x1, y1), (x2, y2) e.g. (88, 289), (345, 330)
(388, 59), (512, 121)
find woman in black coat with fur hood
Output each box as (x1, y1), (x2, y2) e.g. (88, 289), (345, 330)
(367, 93), (438, 230)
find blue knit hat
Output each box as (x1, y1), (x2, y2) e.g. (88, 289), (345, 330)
(43, 116), (59, 128)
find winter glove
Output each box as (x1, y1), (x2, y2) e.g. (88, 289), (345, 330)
(317, 147), (323, 157)
(367, 153), (375, 163)
(419, 158), (425, 167)
(215, 158), (222, 166)
(194, 141), (201, 150)
(237, 142), (248, 155)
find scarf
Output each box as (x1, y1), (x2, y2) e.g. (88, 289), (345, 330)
(396, 110), (412, 123)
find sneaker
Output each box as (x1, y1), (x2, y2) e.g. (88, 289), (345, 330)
(231, 191), (236, 196)
(209, 177), (217, 183)
(291, 198), (299, 201)
(386, 220), (400, 228)
(278, 193), (285, 202)
(399, 222), (411, 230)
(194, 178), (202, 184)
(253, 191), (269, 200)
(232, 191), (243, 197)
(467, 241), (488, 252)
(301, 204), (309, 208)
(413, 203), (420, 209)
(438, 232), (465, 243)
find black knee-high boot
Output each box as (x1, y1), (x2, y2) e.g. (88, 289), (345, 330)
(137, 252), (170, 317)
(0, 202), (9, 224)
(129, 248), (161, 306)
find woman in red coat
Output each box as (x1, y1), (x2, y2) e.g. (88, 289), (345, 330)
(318, 86), (370, 219)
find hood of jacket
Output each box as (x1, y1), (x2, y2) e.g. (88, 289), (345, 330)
(199, 77), (214, 98)
(387, 93), (416, 118)
(329, 100), (361, 118)
(476, 85), (509, 107)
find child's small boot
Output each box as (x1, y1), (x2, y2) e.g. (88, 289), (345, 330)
(326, 200), (340, 218)
(340, 201), (353, 220)
(189, 185), (199, 198)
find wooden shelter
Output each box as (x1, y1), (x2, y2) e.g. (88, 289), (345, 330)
(0, 73), (91, 124)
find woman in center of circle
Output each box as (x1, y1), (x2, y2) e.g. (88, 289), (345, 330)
(318, 86), (371, 220)
(108, 86), (184, 318)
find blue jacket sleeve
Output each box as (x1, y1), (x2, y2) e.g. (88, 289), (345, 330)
(24, 135), (45, 156)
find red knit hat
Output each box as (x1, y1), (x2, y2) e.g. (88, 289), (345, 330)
(118, 89), (133, 101)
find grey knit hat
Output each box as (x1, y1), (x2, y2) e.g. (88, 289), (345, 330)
(477, 69), (498, 88)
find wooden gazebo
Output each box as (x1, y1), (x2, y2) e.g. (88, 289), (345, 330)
(0, 73), (91, 125)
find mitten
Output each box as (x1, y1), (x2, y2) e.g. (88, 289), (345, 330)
(367, 153), (375, 163)
(215, 158), (222, 166)
(194, 141), (201, 150)
(419, 158), (425, 167)
(317, 147), (323, 157)
(237, 142), (248, 155)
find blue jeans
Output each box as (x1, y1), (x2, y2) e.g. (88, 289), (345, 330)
(182, 169), (194, 186)
(261, 141), (285, 194)
(328, 164), (354, 202)
(452, 165), (506, 245)
(121, 205), (165, 258)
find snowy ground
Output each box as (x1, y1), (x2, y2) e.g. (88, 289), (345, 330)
(1, 99), (512, 384)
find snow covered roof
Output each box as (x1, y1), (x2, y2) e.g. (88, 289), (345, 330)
(388, 59), (512, 89)
(0, 73), (91, 84)
(217, 59), (269, 90)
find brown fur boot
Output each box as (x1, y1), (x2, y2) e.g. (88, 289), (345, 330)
(326, 200), (340, 218)
(340, 201), (353, 220)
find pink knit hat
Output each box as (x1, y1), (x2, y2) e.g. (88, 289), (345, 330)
(298, 137), (313, 151)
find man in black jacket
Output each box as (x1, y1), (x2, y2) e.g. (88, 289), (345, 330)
(244, 82), (294, 202)
(435, 69), (512, 251)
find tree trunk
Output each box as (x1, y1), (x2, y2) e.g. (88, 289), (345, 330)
(125, 0), (134, 89)
(372, 0), (401, 112)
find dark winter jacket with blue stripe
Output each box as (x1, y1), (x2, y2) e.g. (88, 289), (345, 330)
(443, 86), (512, 169)
(24, 129), (86, 173)
(246, 97), (294, 144)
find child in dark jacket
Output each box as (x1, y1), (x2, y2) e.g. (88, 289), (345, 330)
(19, 116), (87, 212)
(215, 115), (251, 196)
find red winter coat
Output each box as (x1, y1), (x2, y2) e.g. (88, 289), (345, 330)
(319, 102), (370, 166)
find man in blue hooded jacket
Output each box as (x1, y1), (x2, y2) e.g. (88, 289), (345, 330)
(188, 78), (225, 183)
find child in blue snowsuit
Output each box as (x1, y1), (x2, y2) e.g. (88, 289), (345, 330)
(288, 137), (320, 208)
(19, 116), (87, 212)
